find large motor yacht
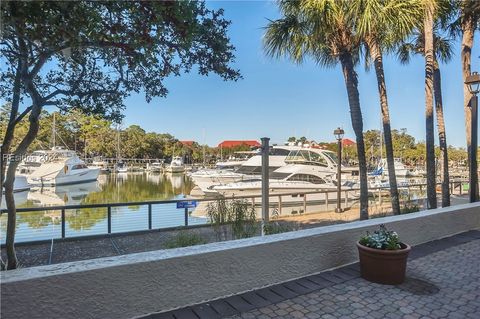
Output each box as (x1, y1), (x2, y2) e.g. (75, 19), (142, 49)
(27, 148), (100, 186)
(17, 148), (75, 175)
(190, 145), (299, 195)
(212, 147), (360, 203)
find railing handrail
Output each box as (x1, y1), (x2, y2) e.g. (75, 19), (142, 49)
(0, 179), (469, 214)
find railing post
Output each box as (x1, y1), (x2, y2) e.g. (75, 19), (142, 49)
(460, 182), (463, 195)
(184, 207), (188, 226)
(278, 196), (282, 215)
(107, 206), (112, 234)
(61, 209), (65, 239)
(344, 190), (348, 205)
(261, 137), (270, 226)
(148, 204), (152, 230)
(325, 192), (329, 209)
(303, 194), (307, 214)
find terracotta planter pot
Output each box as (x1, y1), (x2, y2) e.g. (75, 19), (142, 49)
(357, 241), (411, 285)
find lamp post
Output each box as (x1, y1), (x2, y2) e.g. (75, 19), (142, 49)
(465, 72), (480, 202)
(334, 128), (344, 213)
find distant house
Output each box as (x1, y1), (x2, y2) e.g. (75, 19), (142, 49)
(342, 138), (356, 147)
(218, 140), (261, 148)
(180, 140), (195, 147)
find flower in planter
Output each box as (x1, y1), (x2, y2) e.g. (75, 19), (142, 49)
(359, 224), (402, 250)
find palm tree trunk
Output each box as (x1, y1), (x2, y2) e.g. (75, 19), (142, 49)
(367, 37), (400, 215)
(461, 18), (477, 198)
(424, 3), (437, 209)
(461, 18), (474, 157)
(433, 59), (450, 207)
(339, 52), (369, 220)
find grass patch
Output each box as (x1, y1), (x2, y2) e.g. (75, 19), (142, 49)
(164, 231), (207, 249)
(263, 221), (298, 235)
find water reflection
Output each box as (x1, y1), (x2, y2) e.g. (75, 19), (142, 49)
(0, 173), (199, 243)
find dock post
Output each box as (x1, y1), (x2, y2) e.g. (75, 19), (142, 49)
(303, 194), (307, 214)
(61, 209), (66, 238)
(107, 206), (112, 234)
(278, 196), (282, 215)
(184, 207), (189, 226)
(261, 137), (270, 234)
(148, 204), (152, 230)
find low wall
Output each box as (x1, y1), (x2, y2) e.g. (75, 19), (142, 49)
(1, 202), (479, 319)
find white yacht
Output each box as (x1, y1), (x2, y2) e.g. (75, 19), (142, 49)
(215, 151), (257, 170)
(91, 157), (110, 173)
(165, 156), (185, 173)
(12, 175), (31, 192)
(115, 161), (128, 173)
(211, 147), (360, 203)
(190, 145), (297, 195)
(27, 149), (100, 186)
(17, 149), (75, 175)
(146, 161), (164, 173)
(371, 158), (410, 178)
(2, 174), (31, 193)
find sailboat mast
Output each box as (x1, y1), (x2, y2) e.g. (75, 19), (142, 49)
(116, 124), (121, 161)
(202, 128), (206, 167)
(52, 113), (56, 148)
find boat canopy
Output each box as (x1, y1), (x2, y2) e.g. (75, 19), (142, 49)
(285, 150), (330, 167)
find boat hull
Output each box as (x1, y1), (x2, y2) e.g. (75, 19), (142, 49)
(29, 168), (101, 186)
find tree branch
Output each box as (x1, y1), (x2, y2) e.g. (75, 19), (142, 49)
(13, 105), (33, 125)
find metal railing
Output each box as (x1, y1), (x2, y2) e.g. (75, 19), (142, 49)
(0, 179), (470, 245)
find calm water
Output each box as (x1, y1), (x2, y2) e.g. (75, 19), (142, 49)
(0, 172), (208, 243)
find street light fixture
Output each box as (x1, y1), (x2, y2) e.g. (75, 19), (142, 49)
(465, 72), (480, 202)
(334, 128), (344, 213)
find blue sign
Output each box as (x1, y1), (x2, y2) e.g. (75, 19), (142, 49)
(177, 200), (198, 209)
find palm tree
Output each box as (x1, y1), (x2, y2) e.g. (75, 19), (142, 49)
(264, 0), (369, 220)
(451, 0), (480, 198)
(397, 27), (453, 207)
(423, 0), (437, 209)
(355, 0), (423, 215)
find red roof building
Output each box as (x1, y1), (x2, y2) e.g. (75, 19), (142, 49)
(218, 140), (261, 148)
(342, 138), (356, 146)
(180, 140), (195, 147)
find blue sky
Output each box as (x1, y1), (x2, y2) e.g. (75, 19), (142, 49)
(121, 1), (478, 147)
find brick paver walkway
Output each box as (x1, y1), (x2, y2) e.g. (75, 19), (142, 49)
(227, 238), (480, 319)
(142, 230), (480, 319)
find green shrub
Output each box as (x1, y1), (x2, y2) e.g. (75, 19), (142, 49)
(164, 232), (207, 249)
(263, 221), (297, 235)
(206, 198), (258, 239)
(401, 204), (420, 214)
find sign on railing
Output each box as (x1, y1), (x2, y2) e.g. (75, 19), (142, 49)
(176, 200), (198, 209)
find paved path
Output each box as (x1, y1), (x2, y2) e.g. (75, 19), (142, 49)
(143, 230), (480, 319)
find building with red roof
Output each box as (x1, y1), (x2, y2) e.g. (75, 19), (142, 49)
(342, 138), (356, 146)
(180, 140), (195, 147)
(218, 140), (261, 148)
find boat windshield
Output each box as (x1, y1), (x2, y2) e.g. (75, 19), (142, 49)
(287, 174), (326, 184)
(269, 148), (291, 156)
(269, 172), (291, 180)
(322, 151), (338, 165)
(285, 150), (328, 167)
